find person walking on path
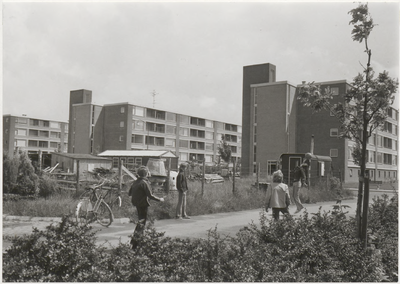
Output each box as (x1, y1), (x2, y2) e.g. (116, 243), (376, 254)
(292, 160), (309, 214)
(176, 164), (190, 219)
(128, 166), (164, 249)
(266, 170), (291, 220)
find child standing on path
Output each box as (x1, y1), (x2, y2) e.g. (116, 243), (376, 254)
(266, 170), (291, 220)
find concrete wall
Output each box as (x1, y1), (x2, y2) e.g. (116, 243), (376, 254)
(241, 63), (276, 176)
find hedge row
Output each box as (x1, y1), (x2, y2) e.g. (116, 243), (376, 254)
(3, 194), (398, 282)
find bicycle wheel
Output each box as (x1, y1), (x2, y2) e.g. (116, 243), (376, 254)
(75, 198), (93, 225)
(95, 200), (114, 227)
(79, 189), (97, 203)
(109, 195), (122, 209)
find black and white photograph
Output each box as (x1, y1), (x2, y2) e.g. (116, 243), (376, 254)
(2, 0), (399, 282)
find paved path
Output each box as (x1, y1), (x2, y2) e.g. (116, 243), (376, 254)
(2, 189), (394, 251)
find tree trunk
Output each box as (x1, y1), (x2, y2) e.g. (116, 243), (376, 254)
(232, 159), (236, 194)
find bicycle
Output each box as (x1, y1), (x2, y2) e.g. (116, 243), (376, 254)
(75, 180), (115, 227)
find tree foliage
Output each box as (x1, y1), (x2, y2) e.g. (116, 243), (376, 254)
(3, 150), (39, 195)
(297, 4), (398, 165)
(217, 134), (232, 164)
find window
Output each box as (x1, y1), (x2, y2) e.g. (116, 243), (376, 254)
(165, 139), (176, 147)
(383, 137), (392, 149)
(146, 108), (166, 120)
(377, 135), (382, 147)
(132, 134), (144, 144)
(16, 117), (27, 124)
(50, 132), (60, 138)
(113, 158), (119, 168)
(393, 155), (398, 166)
(180, 115), (189, 125)
(179, 140), (189, 148)
(330, 149), (338, 157)
(383, 153), (392, 165)
(206, 120), (214, 128)
(377, 152), (383, 164)
(132, 120), (144, 130)
(134, 106), (144, 116)
(120, 121), (125, 128)
(206, 143), (214, 151)
(50, 142), (58, 148)
(331, 87), (339, 96)
(15, 129), (27, 136)
(135, 158), (142, 166)
(42, 121), (50, 127)
(179, 152), (188, 161)
(166, 125), (176, 134)
(119, 135), (124, 142)
(370, 134), (376, 145)
(206, 132), (214, 140)
(147, 122), (165, 133)
(50, 122), (60, 128)
(231, 146), (237, 153)
(267, 161), (278, 176)
(384, 122), (393, 133)
(205, 155), (213, 163)
(179, 127), (189, 136)
(190, 117), (205, 126)
(190, 129), (205, 138)
(225, 124), (238, 132)
(15, 140), (26, 147)
(121, 107), (125, 113)
(29, 129), (39, 136)
(368, 150), (375, 163)
(39, 130), (49, 137)
(38, 141), (48, 148)
(30, 119), (39, 126)
(190, 153), (204, 161)
(28, 140), (38, 147)
(166, 112), (176, 121)
(225, 134), (238, 142)
(330, 128), (339, 137)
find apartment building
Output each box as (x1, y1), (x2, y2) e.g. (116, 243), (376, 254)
(68, 90), (242, 168)
(3, 114), (68, 166)
(241, 63), (398, 182)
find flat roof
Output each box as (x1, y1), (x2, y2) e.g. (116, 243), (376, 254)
(98, 150), (177, 158)
(250, 81), (297, 88)
(52, 153), (111, 160)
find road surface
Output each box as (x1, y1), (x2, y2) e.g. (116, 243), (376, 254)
(2, 189), (395, 251)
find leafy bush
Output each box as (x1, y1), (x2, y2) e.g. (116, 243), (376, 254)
(38, 174), (61, 198)
(3, 150), (39, 196)
(2, 216), (110, 282)
(367, 193), (398, 282)
(3, 196), (397, 282)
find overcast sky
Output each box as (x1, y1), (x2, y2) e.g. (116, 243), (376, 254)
(3, 1), (399, 126)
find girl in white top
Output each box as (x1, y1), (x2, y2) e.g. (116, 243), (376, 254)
(266, 170), (291, 220)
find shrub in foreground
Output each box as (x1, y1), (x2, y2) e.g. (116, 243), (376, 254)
(3, 195), (397, 282)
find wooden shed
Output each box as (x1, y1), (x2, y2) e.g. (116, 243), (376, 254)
(98, 150), (178, 171)
(51, 153), (112, 175)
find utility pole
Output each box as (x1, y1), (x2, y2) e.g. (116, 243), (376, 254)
(151, 90), (158, 108)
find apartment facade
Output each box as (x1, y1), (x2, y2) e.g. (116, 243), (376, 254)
(3, 114), (68, 166)
(68, 90), (242, 169)
(241, 63), (399, 182)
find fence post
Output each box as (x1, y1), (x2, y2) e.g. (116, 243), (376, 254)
(232, 159), (236, 194)
(119, 160), (123, 191)
(166, 158), (171, 194)
(201, 160), (205, 196)
(76, 160), (80, 192)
